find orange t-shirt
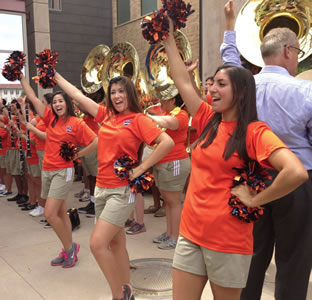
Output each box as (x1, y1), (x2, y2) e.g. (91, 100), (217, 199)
(157, 109), (189, 164)
(83, 114), (100, 135)
(25, 131), (39, 165)
(42, 107), (96, 171)
(95, 105), (163, 188)
(33, 118), (47, 151)
(0, 123), (8, 156)
(180, 101), (287, 255)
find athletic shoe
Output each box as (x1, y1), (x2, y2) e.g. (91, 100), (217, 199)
(144, 205), (160, 214)
(85, 204), (95, 217)
(62, 242), (80, 268)
(153, 232), (169, 244)
(158, 237), (177, 250)
(125, 219), (136, 228)
(74, 189), (85, 198)
(78, 201), (93, 214)
(126, 223), (146, 235)
(39, 219), (48, 224)
(21, 203), (37, 211)
(0, 184), (6, 191)
(16, 195), (29, 205)
(122, 284), (135, 300)
(79, 190), (90, 202)
(51, 249), (67, 266)
(7, 194), (22, 202)
(0, 191), (12, 197)
(44, 222), (51, 229)
(30, 206), (44, 217)
(154, 206), (166, 217)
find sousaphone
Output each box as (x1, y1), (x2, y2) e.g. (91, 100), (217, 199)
(145, 30), (201, 100)
(101, 42), (139, 94)
(235, 0), (312, 67)
(81, 44), (110, 94)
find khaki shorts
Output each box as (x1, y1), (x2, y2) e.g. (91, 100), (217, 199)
(0, 155), (6, 168)
(26, 162), (41, 177)
(173, 235), (252, 288)
(5, 149), (22, 175)
(154, 157), (191, 192)
(94, 185), (136, 227)
(81, 149), (98, 177)
(36, 150), (44, 170)
(41, 168), (74, 200)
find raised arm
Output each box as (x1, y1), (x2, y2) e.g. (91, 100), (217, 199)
(146, 114), (179, 130)
(163, 20), (202, 117)
(55, 72), (99, 118)
(231, 148), (308, 207)
(220, 0), (242, 66)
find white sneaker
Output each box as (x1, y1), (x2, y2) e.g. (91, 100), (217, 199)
(0, 184), (6, 191)
(74, 189), (85, 198)
(79, 191), (90, 202)
(30, 206), (44, 217)
(0, 189), (8, 196)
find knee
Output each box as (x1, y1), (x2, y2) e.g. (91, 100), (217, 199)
(90, 234), (105, 256)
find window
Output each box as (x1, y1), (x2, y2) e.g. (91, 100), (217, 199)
(117, 0), (130, 25)
(10, 89), (14, 95)
(49, 0), (61, 11)
(4, 90), (7, 95)
(141, 0), (157, 16)
(0, 12), (27, 85)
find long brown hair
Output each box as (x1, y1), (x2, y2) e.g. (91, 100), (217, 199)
(195, 65), (258, 161)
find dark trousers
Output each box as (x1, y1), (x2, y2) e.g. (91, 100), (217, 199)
(241, 170), (312, 300)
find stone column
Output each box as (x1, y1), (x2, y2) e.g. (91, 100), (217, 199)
(25, 0), (51, 99)
(201, 0), (245, 81)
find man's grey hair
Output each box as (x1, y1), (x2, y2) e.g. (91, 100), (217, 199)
(260, 27), (298, 59)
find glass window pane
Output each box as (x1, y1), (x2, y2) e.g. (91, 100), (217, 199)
(142, 0), (157, 15)
(0, 14), (23, 51)
(117, 0), (130, 25)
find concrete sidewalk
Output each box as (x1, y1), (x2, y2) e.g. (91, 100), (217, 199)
(0, 181), (310, 300)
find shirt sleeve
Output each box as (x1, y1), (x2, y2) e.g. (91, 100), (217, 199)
(175, 110), (189, 131)
(43, 106), (53, 127)
(191, 101), (213, 135)
(246, 122), (288, 169)
(75, 119), (97, 146)
(132, 114), (163, 146)
(220, 31), (242, 67)
(94, 105), (107, 123)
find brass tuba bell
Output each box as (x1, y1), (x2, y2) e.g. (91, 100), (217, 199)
(235, 0), (312, 67)
(81, 44), (110, 94)
(101, 42), (139, 94)
(145, 30), (201, 100)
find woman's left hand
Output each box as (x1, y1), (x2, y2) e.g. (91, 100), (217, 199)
(231, 184), (257, 207)
(129, 166), (144, 181)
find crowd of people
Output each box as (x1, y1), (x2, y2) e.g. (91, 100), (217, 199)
(1, 1), (312, 300)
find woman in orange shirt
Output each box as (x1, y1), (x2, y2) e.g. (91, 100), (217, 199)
(163, 20), (308, 300)
(55, 73), (174, 300)
(20, 74), (98, 268)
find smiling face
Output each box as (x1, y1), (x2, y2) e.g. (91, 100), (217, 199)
(52, 93), (67, 118)
(210, 69), (237, 121)
(110, 83), (130, 114)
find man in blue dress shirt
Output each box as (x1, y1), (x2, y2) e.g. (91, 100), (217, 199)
(220, 1), (312, 300)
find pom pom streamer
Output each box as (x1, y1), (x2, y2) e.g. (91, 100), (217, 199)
(33, 49), (58, 89)
(141, 0), (195, 44)
(1, 51), (26, 81)
(114, 155), (154, 193)
(228, 161), (271, 223)
(59, 141), (78, 162)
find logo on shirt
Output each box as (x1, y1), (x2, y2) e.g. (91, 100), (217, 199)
(123, 120), (131, 126)
(66, 126), (73, 133)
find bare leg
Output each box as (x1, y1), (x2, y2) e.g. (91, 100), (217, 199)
(5, 173), (12, 192)
(135, 193), (144, 224)
(173, 268), (207, 300)
(27, 173), (36, 204)
(90, 219), (130, 299)
(44, 198), (72, 250)
(151, 183), (161, 209)
(159, 189), (182, 240)
(33, 176), (46, 207)
(210, 281), (242, 300)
